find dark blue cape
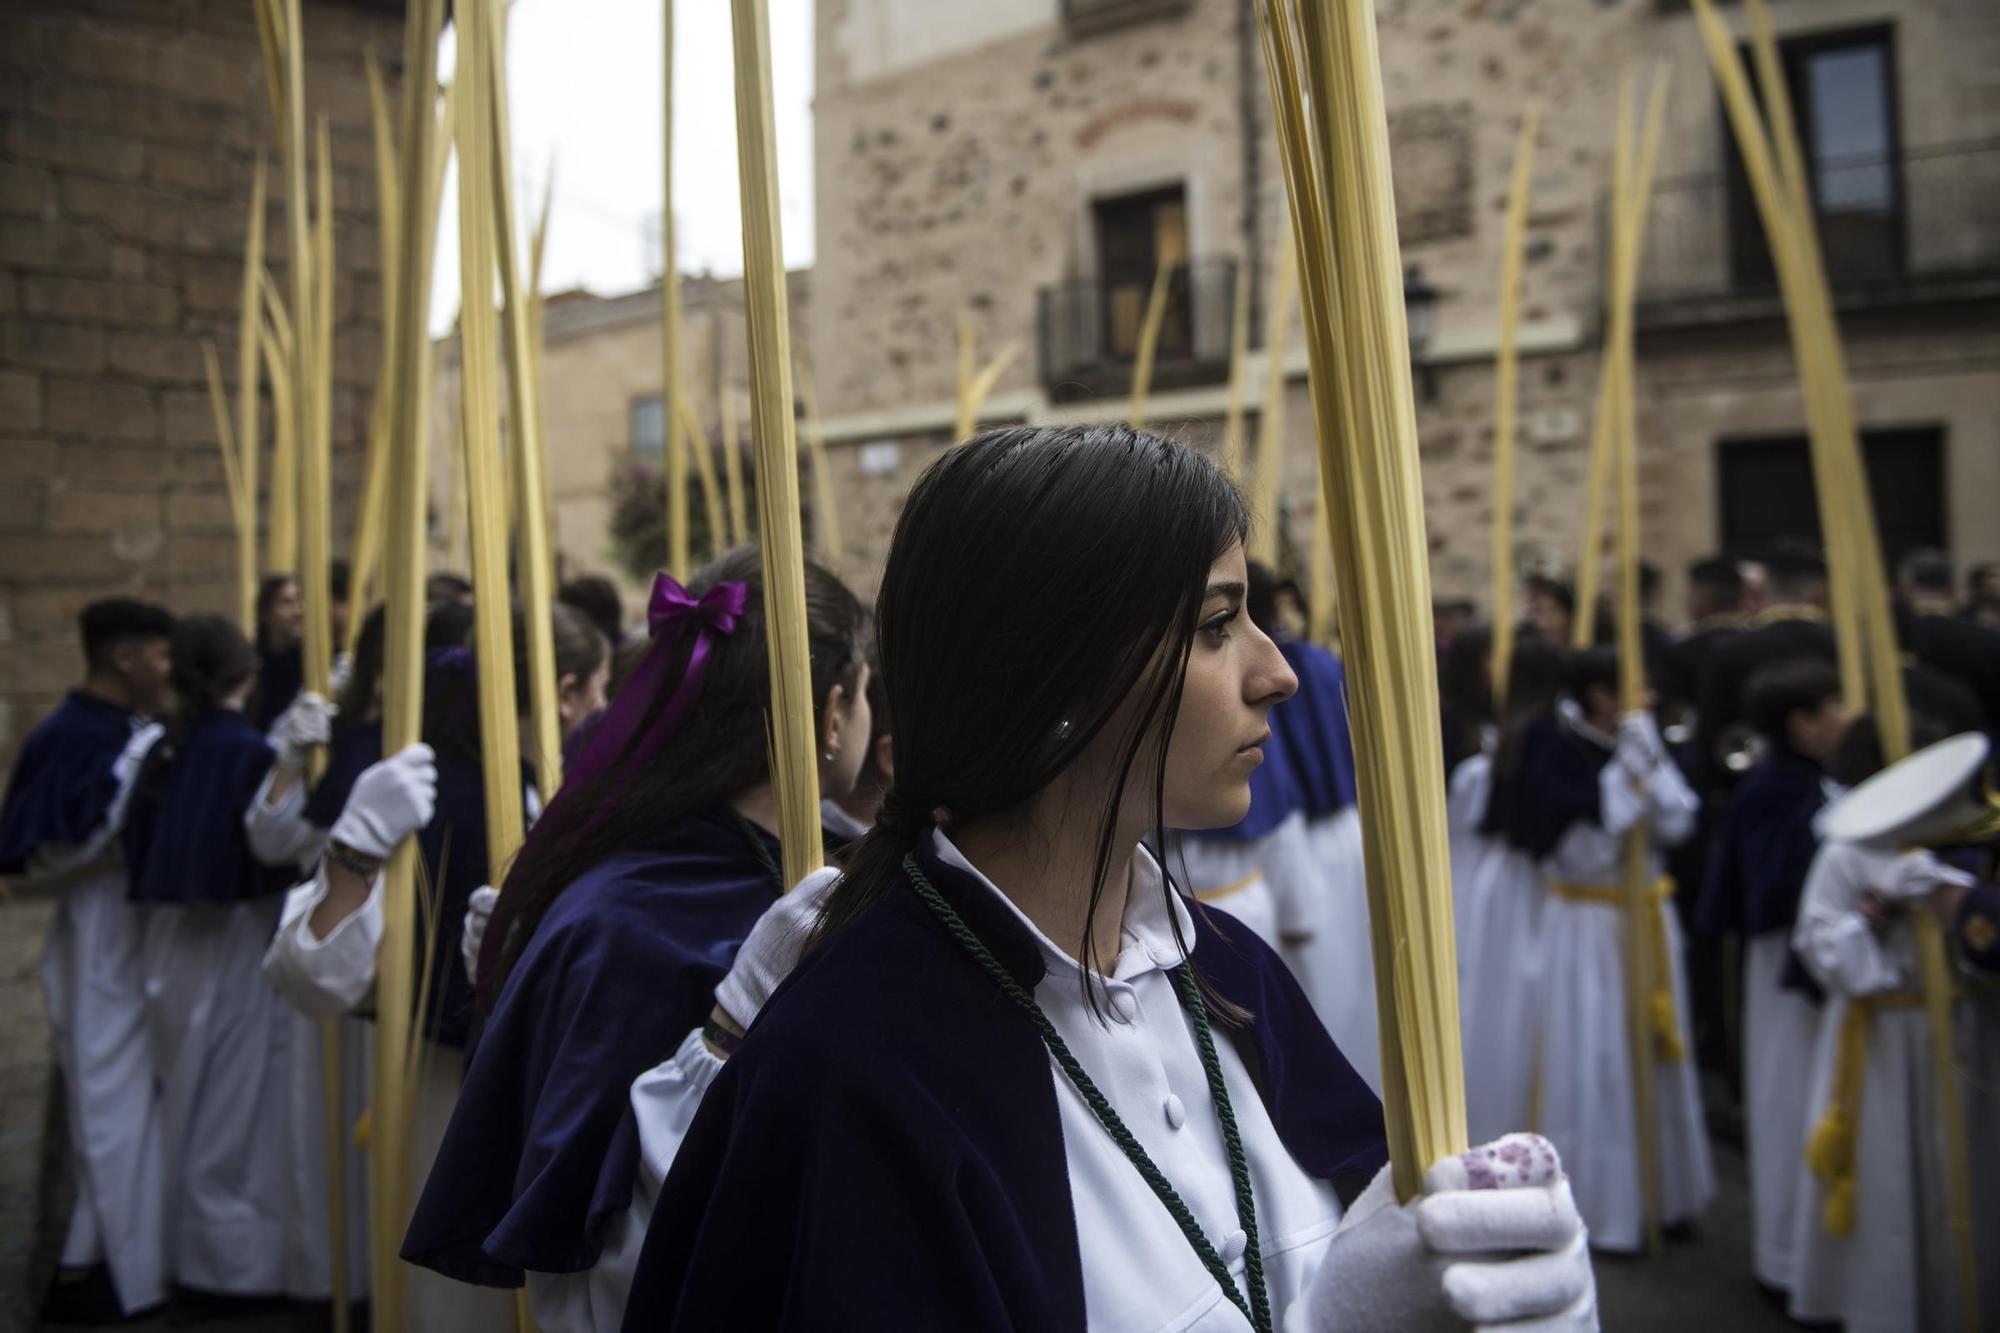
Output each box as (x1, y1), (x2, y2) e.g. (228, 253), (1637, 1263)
(1695, 748), (1828, 939)
(401, 809), (783, 1285)
(1479, 715), (1608, 859)
(123, 711), (287, 905)
(307, 723), (520, 1050)
(1958, 880), (2000, 973)
(1275, 640), (1357, 818)
(0, 691), (139, 875)
(251, 642), (304, 734)
(621, 835), (1388, 1331)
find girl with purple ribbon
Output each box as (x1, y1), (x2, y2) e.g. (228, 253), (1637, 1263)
(402, 547), (871, 1324)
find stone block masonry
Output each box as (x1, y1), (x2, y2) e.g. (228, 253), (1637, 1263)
(0, 0), (402, 778)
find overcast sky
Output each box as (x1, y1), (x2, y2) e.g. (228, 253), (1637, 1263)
(430, 0), (815, 331)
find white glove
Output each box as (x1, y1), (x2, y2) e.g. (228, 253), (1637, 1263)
(1613, 712), (1664, 779)
(328, 651), (355, 699)
(1295, 1134), (1595, 1332)
(274, 691), (337, 772)
(329, 743), (436, 862)
(711, 866), (842, 1030)
(1873, 849), (1976, 903)
(462, 885), (498, 986)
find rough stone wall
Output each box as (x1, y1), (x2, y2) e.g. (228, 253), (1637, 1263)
(811, 0), (2000, 620)
(0, 0), (400, 774)
(812, 0), (1253, 420)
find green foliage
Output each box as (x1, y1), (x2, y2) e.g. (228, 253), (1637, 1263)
(604, 452), (748, 584)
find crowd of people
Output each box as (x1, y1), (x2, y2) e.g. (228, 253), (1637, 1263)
(2, 425), (1995, 1331)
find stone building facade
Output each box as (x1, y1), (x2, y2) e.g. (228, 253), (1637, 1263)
(426, 270), (812, 607)
(0, 0), (401, 772)
(802, 0), (2000, 616)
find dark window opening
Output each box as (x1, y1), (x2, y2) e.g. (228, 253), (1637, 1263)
(1715, 426), (1945, 570)
(1093, 185), (1192, 362)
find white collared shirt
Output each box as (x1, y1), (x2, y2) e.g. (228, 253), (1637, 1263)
(931, 830), (1343, 1332)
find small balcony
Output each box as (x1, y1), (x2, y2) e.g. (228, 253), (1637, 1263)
(1037, 257), (1241, 404)
(1634, 139), (2000, 329)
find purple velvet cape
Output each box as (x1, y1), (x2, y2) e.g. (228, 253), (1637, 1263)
(1275, 640), (1358, 817)
(620, 833), (1388, 1331)
(401, 809), (783, 1286)
(0, 691), (140, 875)
(122, 711), (288, 905)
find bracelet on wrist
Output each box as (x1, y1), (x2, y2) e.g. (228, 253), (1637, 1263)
(325, 841), (384, 880)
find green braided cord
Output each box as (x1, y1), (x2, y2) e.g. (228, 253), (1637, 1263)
(903, 854), (1273, 1333)
(1173, 964), (1271, 1333)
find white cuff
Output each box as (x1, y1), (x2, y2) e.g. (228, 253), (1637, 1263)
(1641, 760), (1699, 847)
(243, 767), (327, 870)
(630, 1028), (728, 1195)
(261, 862), (384, 1018)
(1794, 904), (1905, 996)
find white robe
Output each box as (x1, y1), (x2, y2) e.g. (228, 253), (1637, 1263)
(34, 723), (166, 1314)
(1172, 810), (1380, 1092)
(1534, 738), (1713, 1252)
(263, 862), (517, 1333)
(1286, 806), (1381, 1098)
(141, 891), (297, 1294)
(1448, 754), (1549, 1146)
(278, 1009), (372, 1304)
(1786, 841), (2000, 1332)
(1741, 933), (1818, 1292)
(1169, 828), (1283, 953)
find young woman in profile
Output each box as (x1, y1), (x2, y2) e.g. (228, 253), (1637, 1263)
(400, 548), (873, 1328)
(624, 426), (1597, 1333)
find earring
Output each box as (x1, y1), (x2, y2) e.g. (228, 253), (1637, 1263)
(822, 749), (837, 763)
(1054, 719), (1073, 741)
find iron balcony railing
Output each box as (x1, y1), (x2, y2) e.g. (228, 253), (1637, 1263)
(1037, 256), (1241, 403)
(1634, 139), (2000, 324)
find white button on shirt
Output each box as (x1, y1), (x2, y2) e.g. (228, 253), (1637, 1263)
(931, 831), (1345, 1332)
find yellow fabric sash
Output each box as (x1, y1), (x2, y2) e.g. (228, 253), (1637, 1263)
(1548, 875), (1687, 1063)
(1804, 990), (1924, 1236)
(1195, 870), (1263, 904)
(1803, 981), (1981, 1237)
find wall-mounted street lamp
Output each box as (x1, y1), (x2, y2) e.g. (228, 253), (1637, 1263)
(1403, 263), (1441, 403)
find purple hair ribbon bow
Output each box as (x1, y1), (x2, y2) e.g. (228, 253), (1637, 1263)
(565, 572), (749, 786)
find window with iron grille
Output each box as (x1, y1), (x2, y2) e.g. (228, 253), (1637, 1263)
(1094, 185), (1192, 361)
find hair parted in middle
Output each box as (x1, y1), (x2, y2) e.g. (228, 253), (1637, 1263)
(814, 423), (1252, 1003)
